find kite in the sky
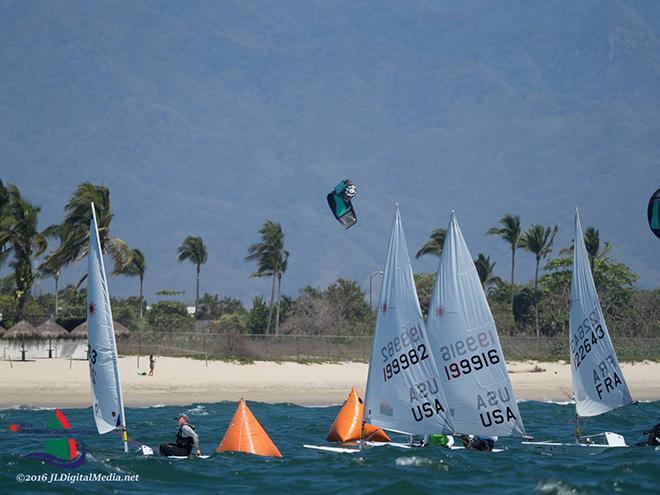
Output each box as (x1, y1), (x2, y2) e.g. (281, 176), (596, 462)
(327, 179), (357, 229)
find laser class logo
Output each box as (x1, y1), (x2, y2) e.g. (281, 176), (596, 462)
(11, 409), (87, 468)
(649, 188), (660, 240)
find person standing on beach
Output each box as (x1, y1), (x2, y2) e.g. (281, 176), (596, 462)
(149, 354), (156, 376)
(159, 413), (202, 457)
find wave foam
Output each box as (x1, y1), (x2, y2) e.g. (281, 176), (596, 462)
(535, 480), (584, 495)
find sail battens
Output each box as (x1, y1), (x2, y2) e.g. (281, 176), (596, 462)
(570, 209), (632, 418)
(363, 206), (454, 435)
(426, 212), (526, 437)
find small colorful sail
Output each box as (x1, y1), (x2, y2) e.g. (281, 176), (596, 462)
(363, 205), (454, 435)
(570, 209), (632, 417)
(87, 203), (127, 450)
(217, 399), (282, 457)
(426, 212), (525, 437)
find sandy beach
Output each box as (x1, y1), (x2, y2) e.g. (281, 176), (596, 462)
(0, 357), (658, 409)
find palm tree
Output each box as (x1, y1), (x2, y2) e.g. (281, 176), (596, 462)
(0, 181), (11, 267)
(274, 249), (289, 334)
(116, 248), (147, 317)
(474, 253), (500, 288)
(244, 221), (289, 334)
(39, 263), (61, 317)
(560, 226), (611, 273)
(521, 224), (558, 337)
(43, 183), (133, 275)
(177, 237), (207, 317)
(0, 184), (49, 319)
(39, 222), (75, 317)
(416, 228), (447, 259)
(487, 214), (524, 320)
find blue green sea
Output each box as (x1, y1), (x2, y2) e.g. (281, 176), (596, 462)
(1, 400), (659, 494)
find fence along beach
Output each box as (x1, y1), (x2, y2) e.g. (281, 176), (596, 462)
(1, 356), (659, 409)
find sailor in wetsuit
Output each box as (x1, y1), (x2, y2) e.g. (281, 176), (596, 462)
(159, 413), (201, 457)
(460, 434), (497, 451)
(636, 422), (660, 446)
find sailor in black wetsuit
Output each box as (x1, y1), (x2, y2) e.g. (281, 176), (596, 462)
(159, 413), (201, 457)
(460, 434), (497, 451)
(636, 422), (660, 446)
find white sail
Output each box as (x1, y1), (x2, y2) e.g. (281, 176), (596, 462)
(426, 212), (525, 437)
(87, 203), (127, 441)
(570, 209), (632, 417)
(363, 206), (454, 435)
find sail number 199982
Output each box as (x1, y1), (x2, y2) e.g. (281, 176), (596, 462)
(382, 323), (429, 382)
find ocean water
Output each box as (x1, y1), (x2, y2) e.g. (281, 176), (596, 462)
(1, 400), (659, 494)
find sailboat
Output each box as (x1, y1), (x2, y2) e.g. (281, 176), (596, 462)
(523, 208), (633, 451)
(86, 203), (137, 453)
(304, 205), (455, 454)
(362, 205), (455, 441)
(426, 212), (526, 444)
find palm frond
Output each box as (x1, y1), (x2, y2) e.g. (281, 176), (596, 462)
(107, 237), (134, 274)
(177, 236), (208, 265)
(416, 228), (446, 259)
(487, 214), (523, 248)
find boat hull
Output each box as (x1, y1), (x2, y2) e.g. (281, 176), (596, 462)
(521, 440), (627, 454)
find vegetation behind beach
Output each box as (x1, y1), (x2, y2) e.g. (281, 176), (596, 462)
(1, 181), (657, 352)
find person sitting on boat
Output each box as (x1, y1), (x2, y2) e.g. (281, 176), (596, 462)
(460, 434), (497, 451)
(429, 434), (454, 448)
(159, 413), (201, 457)
(636, 422), (660, 446)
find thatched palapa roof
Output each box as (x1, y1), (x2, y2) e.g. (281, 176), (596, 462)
(71, 321), (130, 339)
(34, 320), (70, 339)
(3, 320), (38, 340)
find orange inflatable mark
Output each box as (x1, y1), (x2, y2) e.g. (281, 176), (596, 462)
(326, 387), (390, 443)
(216, 399), (282, 458)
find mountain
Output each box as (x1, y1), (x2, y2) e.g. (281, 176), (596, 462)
(2, 0), (659, 304)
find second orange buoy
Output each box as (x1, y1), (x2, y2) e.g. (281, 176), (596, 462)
(326, 387), (390, 443)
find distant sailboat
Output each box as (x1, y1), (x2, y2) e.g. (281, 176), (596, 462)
(86, 203), (129, 452)
(363, 205), (455, 437)
(524, 208), (633, 451)
(426, 212), (526, 439)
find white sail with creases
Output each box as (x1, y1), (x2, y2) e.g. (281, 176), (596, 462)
(570, 209), (632, 417)
(363, 205), (454, 435)
(426, 212), (525, 437)
(87, 203), (128, 448)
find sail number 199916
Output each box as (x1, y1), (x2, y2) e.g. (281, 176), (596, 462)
(382, 323), (429, 382)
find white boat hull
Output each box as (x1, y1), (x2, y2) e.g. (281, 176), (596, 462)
(522, 431), (627, 454)
(303, 441), (413, 454)
(168, 455), (211, 459)
(522, 441), (627, 454)
(303, 442), (504, 454)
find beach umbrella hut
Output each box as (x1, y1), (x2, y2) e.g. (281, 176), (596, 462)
(71, 320), (130, 338)
(34, 320), (70, 358)
(3, 321), (37, 361)
(71, 321), (130, 359)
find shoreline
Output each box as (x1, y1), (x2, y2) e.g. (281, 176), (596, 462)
(1, 357), (658, 409)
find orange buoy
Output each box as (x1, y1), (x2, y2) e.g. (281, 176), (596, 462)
(326, 387), (390, 443)
(362, 423), (391, 442)
(216, 399), (282, 458)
